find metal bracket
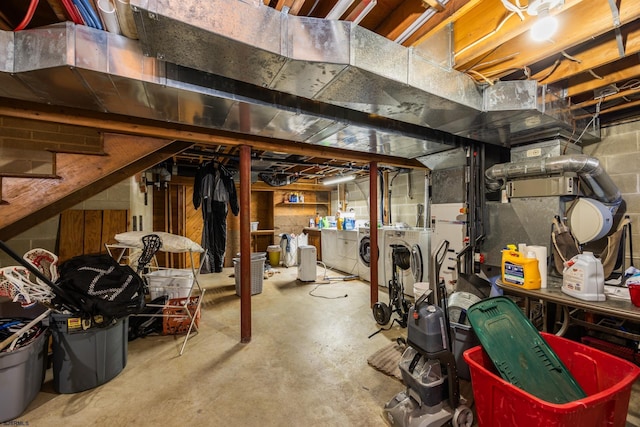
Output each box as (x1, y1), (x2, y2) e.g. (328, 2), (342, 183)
(607, 0), (625, 57)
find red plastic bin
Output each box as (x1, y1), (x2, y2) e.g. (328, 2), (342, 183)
(463, 332), (640, 427)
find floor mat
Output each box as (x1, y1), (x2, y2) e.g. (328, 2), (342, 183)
(367, 341), (404, 381)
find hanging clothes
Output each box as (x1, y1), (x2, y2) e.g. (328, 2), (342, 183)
(193, 161), (239, 273)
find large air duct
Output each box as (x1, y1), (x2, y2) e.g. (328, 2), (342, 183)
(0, 0), (600, 161)
(485, 154), (622, 212)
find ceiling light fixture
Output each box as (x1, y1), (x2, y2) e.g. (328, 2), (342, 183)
(527, 0), (563, 42)
(322, 174), (356, 186)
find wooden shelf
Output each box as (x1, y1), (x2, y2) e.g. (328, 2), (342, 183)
(277, 201), (329, 206)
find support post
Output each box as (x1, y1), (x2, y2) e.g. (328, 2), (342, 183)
(369, 161), (379, 307)
(240, 144), (252, 343)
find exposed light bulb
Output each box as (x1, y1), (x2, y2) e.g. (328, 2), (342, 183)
(530, 8), (558, 41)
(527, 0), (563, 42)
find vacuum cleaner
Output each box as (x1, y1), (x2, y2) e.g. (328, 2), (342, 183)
(383, 240), (473, 427)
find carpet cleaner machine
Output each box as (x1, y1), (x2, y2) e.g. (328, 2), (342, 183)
(383, 240), (474, 427)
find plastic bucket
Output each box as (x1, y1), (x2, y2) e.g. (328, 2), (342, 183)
(267, 245), (281, 266)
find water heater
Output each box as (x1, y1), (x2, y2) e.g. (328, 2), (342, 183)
(297, 245), (317, 282)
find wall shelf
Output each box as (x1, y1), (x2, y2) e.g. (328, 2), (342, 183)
(277, 201), (329, 206)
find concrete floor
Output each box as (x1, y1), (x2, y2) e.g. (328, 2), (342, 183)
(10, 265), (640, 426)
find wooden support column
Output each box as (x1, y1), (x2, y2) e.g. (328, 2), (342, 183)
(240, 144), (252, 343)
(369, 161), (378, 307)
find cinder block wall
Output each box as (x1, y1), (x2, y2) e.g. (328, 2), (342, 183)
(583, 121), (640, 267)
(332, 169), (428, 227)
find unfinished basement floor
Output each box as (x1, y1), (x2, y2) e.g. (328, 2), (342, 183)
(12, 265), (640, 426)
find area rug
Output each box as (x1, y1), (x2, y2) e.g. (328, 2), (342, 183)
(367, 341), (404, 381)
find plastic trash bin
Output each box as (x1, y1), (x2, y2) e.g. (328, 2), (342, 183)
(267, 245), (281, 267)
(233, 253), (266, 296)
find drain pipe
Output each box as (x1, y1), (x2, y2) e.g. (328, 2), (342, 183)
(485, 154), (622, 213)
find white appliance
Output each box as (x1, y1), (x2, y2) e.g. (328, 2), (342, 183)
(431, 203), (467, 289)
(382, 227), (431, 296)
(357, 227), (386, 286)
(297, 245), (317, 282)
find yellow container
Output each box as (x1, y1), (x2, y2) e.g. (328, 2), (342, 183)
(501, 249), (541, 289)
(267, 245), (281, 266)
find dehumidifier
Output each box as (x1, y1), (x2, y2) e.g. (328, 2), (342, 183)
(297, 245), (317, 281)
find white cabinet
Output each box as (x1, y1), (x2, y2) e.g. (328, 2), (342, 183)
(321, 229), (358, 274)
(336, 230), (358, 274)
(321, 229), (337, 269)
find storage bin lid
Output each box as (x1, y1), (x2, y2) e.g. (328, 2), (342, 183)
(467, 296), (586, 403)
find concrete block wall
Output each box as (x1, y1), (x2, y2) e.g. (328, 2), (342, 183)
(583, 121), (640, 267)
(0, 116), (102, 175)
(331, 169), (428, 228)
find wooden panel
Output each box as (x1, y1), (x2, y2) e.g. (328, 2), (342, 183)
(83, 210), (103, 255)
(306, 229), (322, 261)
(57, 209), (128, 263)
(102, 210), (128, 248)
(57, 210), (84, 262)
(185, 184), (202, 270)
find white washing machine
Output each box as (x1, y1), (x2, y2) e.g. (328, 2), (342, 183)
(383, 228), (431, 297)
(357, 227), (386, 287)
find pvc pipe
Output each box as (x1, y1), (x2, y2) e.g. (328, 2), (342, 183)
(98, 0), (122, 35)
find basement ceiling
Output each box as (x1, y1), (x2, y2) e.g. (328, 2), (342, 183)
(0, 0), (638, 183)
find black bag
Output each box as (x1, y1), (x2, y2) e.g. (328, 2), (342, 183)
(127, 295), (168, 341)
(56, 253), (145, 319)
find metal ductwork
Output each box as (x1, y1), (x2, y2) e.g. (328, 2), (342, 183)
(0, 0), (600, 162)
(1, 23), (457, 159)
(129, 0), (599, 146)
(485, 154), (622, 212)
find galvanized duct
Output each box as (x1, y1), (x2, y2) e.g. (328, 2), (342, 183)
(485, 154), (622, 211)
(1, 23), (456, 159)
(130, 0), (599, 146)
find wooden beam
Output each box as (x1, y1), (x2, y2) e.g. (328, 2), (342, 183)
(0, 99), (427, 170)
(455, 0), (640, 81)
(568, 61), (640, 98)
(531, 22), (640, 85)
(0, 135), (193, 240)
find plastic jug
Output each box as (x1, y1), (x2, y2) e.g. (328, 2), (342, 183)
(562, 252), (605, 301)
(501, 247), (541, 289)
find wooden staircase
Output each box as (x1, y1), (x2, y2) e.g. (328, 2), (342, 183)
(0, 133), (193, 240)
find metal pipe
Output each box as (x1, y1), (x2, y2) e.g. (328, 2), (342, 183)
(369, 161), (379, 307)
(485, 154), (622, 211)
(240, 144), (252, 343)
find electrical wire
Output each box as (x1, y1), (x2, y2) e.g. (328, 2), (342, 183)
(14, 0), (39, 31)
(308, 284), (348, 299)
(569, 98), (602, 146)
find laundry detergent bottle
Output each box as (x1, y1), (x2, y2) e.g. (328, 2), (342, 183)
(501, 245), (541, 289)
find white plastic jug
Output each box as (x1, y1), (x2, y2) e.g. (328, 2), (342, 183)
(562, 251), (605, 301)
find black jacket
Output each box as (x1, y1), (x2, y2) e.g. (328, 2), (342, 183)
(193, 161), (239, 216)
